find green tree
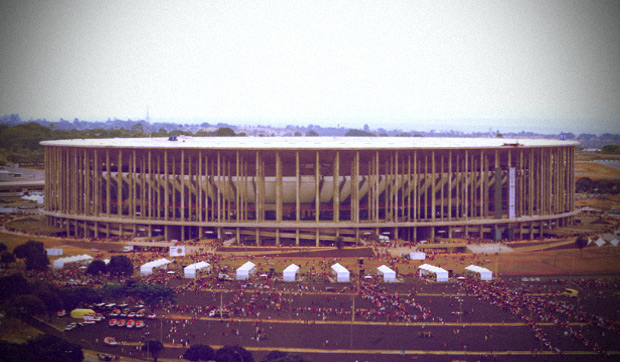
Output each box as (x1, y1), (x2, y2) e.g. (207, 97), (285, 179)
(215, 345), (254, 362)
(306, 130), (319, 137)
(215, 127), (236, 137)
(261, 351), (312, 362)
(335, 236), (344, 250)
(24, 334), (83, 362)
(0, 251), (16, 267)
(142, 340), (165, 362)
(5, 294), (46, 319)
(0, 273), (31, 301)
(344, 129), (374, 137)
(0, 242), (7, 252)
(184, 344), (215, 361)
(60, 287), (101, 311)
(13, 240), (49, 270)
(100, 283), (126, 300)
(575, 234), (588, 257)
(108, 255), (133, 276)
(86, 259), (108, 275)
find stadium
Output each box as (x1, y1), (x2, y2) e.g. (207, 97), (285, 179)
(41, 137), (577, 245)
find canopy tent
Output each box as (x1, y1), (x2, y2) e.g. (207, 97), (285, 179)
(283, 264), (300, 282)
(418, 264), (449, 282)
(184, 261), (211, 278)
(331, 263), (350, 282)
(236, 261), (256, 280)
(70, 308), (95, 319)
(140, 258), (172, 275)
(465, 265), (493, 281)
(410, 252), (426, 260)
(377, 265), (396, 282)
(46, 248), (63, 256)
(52, 254), (92, 269)
(594, 237), (606, 247)
(603, 234), (619, 247)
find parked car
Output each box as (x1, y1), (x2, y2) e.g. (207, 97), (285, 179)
(136, 309), (145, 318)
(65, 323), (76, 331)
(135, 320), (145, 329)
(97, 353), (113, 361)
(126, 319), (135, 328)
(108, 319), (117, 327)
(116, 319), (126, 327)
(127, 312), (136, 318)
(147, 314), (156, 320)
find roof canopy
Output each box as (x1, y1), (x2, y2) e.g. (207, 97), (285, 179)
(183, 261), (210, 278)
(331, 263), (350, 282)
(465, 265), (493, 281)
(140, 258), (172, 275)
(52, 254), (92, 269)
(283, 264), (300, 282)
(377, 265), (396, 282)
(418, 264), (449, 282)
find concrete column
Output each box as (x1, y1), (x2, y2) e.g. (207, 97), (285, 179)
(276, 151), (282, 222)
(333, 151), (340, 223)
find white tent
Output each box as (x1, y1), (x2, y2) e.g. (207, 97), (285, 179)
(283, 264), (300, 282)
(377, 265), (396, 282)
(594, 237), (606, 247)
(236, 261), (256, 280)
(610, 239), (619, 247)
(52, 254), (93, 269)
(331, 263), (350, 282)
(410, 252), (426, 260)
(184, 261), (210, 278)
(465, 265), (493, 281)
(46, 248), (63, 256)
(418, 264), (449, 282)
(140, 258), (172, 275)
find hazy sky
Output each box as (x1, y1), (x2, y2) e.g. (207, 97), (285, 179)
(1, 0), (619, 134)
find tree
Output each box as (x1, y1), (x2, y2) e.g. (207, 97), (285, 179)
(5, 294), (46, 319)
(215, 345), (254, 362)
(0, 273), (31, 301)
(142, 340), (165, 362)
(0, 242), (7, 252)
(575, 234), (588, 257)
(344, 129), (374, 137)
(215, 127), (236, 137)
(108, 255), (133, 276)
(13, 240), (49, 270)
(24, 333), (83, 362)
(86, 259), (107, 275)
(261, 351), (312, 362)
(60, 287), (101, 311)
(306, 130), (319, 137)
(335, 236), (344, 250)
(183, 344), (215, 361)
(100, 283), (126, 300)
(0, 251), (16, 267)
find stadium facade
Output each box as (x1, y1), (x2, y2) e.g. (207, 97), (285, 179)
(41, 137), (577, 245)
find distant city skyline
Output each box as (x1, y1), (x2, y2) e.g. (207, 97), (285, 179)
(1, 1), (619, 135)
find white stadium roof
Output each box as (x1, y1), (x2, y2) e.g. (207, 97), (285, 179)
(41, 137), (577, 150)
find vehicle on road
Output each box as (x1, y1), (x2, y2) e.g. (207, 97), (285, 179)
(147, 313), (156, 319)
(117, 319), (126, 327)
(126, 319), (135, 328)
(97, 353), (113, 361)
(136, 320), (145, 329)
(103, 337), (117, 347)
(108, 319), (117, 327)
(64, 323), (76, 331)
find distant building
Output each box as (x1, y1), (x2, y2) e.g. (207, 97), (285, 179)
(41, 137), (577, 244)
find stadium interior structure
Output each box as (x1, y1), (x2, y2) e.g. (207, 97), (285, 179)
(42, 137), (578, 246)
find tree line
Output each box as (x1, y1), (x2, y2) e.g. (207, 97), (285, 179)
(576, 177), (620, 194)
